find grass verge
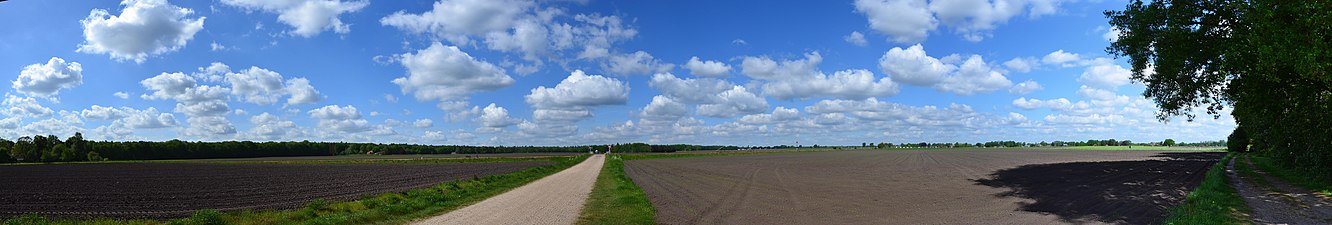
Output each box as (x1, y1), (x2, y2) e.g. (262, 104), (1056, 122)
(1163, 153), (1250, 225)
(575, 155), (654, 225)
(576, 150), (826, 225)
(1248, 155), (1332, 198)
(3, 155), (590, 225)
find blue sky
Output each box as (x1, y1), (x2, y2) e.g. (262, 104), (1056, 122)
(0, 0), (1235, 146)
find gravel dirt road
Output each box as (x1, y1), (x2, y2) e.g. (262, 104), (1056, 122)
(1230, 156), (1332, 224)
(626, 150), (1220, 225)
(412, 154), (605, 225)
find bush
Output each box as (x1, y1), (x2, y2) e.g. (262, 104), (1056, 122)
(86, 151), (104, 161)
(1228, 127), (1249, 152)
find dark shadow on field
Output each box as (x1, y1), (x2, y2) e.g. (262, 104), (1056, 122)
(974, 152), (1223, 225)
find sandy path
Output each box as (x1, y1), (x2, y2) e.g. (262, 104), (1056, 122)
(412, 154), (604, 225)
(1229, 156), (1332, 224)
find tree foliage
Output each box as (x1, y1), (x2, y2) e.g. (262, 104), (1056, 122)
(1228, 126), (1248, 152)
(1108, 0), (1332, 178)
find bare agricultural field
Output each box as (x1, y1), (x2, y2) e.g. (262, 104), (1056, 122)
(0, 161), (552, 219)
(182, 152), (584, 162)
(625, 149), (1221, 225)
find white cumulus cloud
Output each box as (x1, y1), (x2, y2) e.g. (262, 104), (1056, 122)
(79, 0), (205, 63)
(392, 42), (515, 101)
(221, 0), (369, 37)
(13, 57), (83, 98)
(684, 56), (731, 77)
(878, 44), (1011, 95)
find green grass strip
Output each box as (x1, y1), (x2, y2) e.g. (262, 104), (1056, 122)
(3, 155), (590, 225)
(1248, 155), (1332, 198)
(1163, 153), (1250, 225)
(575, 155), (654, 225)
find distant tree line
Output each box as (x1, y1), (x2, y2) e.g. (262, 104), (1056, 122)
(0, 133), (756, 163)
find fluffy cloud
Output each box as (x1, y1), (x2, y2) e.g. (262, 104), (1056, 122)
(140, 71), (234, 137)
(479, 103), (519, 128)
(695, 86), (769, 118)
(284, 78), (323, 105)
(737, 107), (800, 124)
(640, 95), (688, 121)
(1009, 80), (1043, 94)
(520, 70), (628, 137)
(934, 56), (1013, 95)
(381, 0), (636, 61)
(413, 118), (434, 128)
(1078, 59), (1133, 89)
(13, 57), (83, 98)
(603, 51), (673, 76)
(207, 64), (323, 105)
(928, 0), (1063, 42)
(185, 116), (236, 136)
(114, 92), (130, 99)
(649, 73), (768, 118)
(878, 44), (1011, 95)
(220, 0), (369, 37)
(741, 52), (899, 99)
(1042, 50), (1083, 66)
(526, 70), (629, 110)
(844, 31), (869, 46)
(309, 105), (372, 133)
(225, 67), (285, 104)
(1003, 57), (1037, 73)
(684, 56), (731, 77)
(1012, 97), (1073, 110)
(879, 44), (953, 85)
(854, 0), (936, 43)
(241, 112), (302, 141)
(393, 42), (515, 101)
(82, 105), (178, 134)
(3, 94), (53, 118)
(855, 0), (1064, 43)
(78, 0), (205, 63)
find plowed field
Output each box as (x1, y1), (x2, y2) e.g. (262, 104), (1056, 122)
(0, 161), (552, 219)
(625, 150), (1220, 225)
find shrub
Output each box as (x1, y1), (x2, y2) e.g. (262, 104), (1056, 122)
(1228, 127), (1249, 152)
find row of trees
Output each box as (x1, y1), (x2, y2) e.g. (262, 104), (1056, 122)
(1108, 0), (1332, 179)
(0, 134), (756, 163)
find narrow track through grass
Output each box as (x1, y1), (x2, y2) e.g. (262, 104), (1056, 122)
(1163, 153), (1250, 225)
(2, 155), (589, 225)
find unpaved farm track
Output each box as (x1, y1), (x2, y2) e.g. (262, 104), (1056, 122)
(0, 161), (551, 219)
(625, 150), (1220, 225)
(1229, 156), (1332, 224)
(412, 154), (604, 225)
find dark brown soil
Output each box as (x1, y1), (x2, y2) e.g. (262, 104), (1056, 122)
(625, 150), (1220, 225)
(0, 161), (552, 219)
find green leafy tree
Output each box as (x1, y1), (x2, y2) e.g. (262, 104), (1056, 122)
(1107, 0), (1332, 177)
(1228, 127), (1249, 152)
(1163, 139), (1176, 146)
